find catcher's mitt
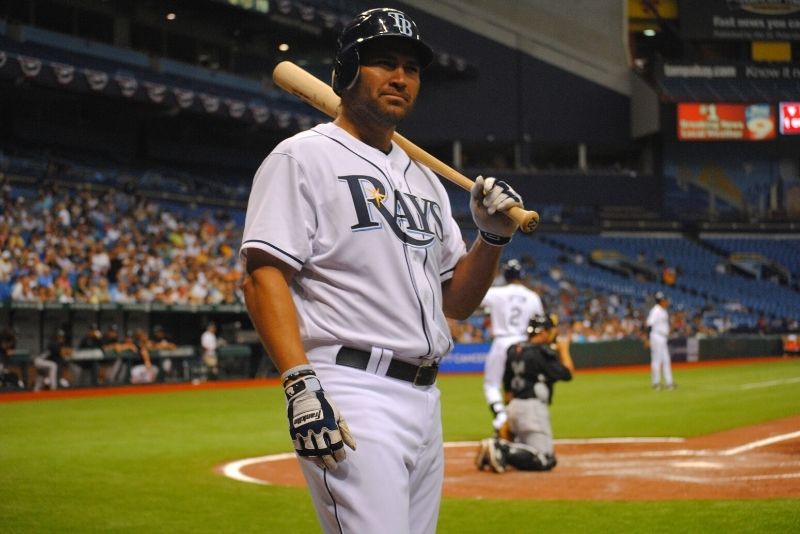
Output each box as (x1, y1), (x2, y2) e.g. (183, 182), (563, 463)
(497, 420), (514, 441)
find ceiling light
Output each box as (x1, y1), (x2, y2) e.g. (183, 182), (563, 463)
(166, 12), (176, 21)
(278, 43), (290, 52)
(643, 28), (656, 37)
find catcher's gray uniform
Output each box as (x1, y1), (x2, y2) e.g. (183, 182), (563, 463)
(476, 333), (572, 473)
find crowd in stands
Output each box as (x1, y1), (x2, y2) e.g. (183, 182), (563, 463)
(0, 175), (244, 306)
(2, 167), (797, 356)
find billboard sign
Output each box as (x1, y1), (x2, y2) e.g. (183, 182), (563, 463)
(779, 102), (800, 134)
(677, 103), (776, 140)
(679, 0), (800, 41)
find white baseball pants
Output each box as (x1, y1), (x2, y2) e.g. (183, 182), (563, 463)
(298, 354), (443, 534)
(649, 335), (673, 386)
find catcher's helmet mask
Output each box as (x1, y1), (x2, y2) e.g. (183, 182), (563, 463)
(332, 8), (434, 95)
(527, 314), (557, 337)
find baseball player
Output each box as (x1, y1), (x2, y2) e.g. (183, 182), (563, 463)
(646, 291), (675, 390)
(476, 314), (573, 473)
(480, 259), (543, 432)
(240, 8), (524, 534)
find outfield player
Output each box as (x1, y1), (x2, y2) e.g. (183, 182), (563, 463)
(476, 314), (573, 473)
(480, 259), (543, 432)
(646, 291), (675, 390)
(240, 8), (525, 534)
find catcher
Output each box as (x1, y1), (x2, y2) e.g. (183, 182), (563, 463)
(475, 313), (574, 473)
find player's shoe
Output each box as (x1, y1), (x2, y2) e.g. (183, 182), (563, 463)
(486, 438), (507, 473)
(474, 438), (492, 470)
(652, 383), (662, 390)
(665, 383), (677, 390)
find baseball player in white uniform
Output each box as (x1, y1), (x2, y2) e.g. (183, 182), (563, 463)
(240, 8), (525, 534)
(481, 259), (543, 432)
(646, 291), (675, 390)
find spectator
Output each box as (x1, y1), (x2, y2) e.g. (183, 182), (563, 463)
(150, 325), (177, 376)
(0, 326), (24, 389)
(129, 329), (158, 384)
(10, 274), (36, 301)
(150, 325), (176, 350)
(73, 323), (103, 386)
(33, 329), (74, 391)
(200, 321), (223, 380)
(103, 325), (126, 384)
(0, 250), (14, 282)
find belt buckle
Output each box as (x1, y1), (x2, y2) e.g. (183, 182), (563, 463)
(413, 361), (438, 386)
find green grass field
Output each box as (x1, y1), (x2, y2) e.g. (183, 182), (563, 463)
(2, 359), (799, 533)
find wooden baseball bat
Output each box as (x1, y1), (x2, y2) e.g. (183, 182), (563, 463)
(271, 61), (540, 233)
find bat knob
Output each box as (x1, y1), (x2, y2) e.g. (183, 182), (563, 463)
(521, 211), (540, 233)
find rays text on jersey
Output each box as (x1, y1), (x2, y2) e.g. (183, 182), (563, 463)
(339, 175), (445, 246)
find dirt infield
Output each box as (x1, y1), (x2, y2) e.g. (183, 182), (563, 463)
(224, 415), (800, 500)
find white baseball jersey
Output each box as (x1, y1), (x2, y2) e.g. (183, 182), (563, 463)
(482, 283), (544, 337)
(240, 122), (467, 361)
(481, 282), (544, 420)
(646, 304), (669, 339)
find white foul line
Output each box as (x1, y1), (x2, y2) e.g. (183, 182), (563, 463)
(739, 377), (800, 390)
(721, 430), (800, 456)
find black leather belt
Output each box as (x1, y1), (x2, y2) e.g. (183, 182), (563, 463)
(335, 347), (438, 386)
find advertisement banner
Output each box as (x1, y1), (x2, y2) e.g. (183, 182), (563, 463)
(779, 102), (800, 134)
(677, 103), (776, 140)
(679, 0), (800, 41)
(440, 343), (489, 373)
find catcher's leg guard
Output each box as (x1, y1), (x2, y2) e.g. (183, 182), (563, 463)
(486, 438), (508, 473)
(505, 443), (555, 471)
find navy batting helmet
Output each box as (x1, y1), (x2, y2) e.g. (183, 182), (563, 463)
(503, 259), (523, 282)
(331, 8), (434, 95)
(527, 314), (557, 336)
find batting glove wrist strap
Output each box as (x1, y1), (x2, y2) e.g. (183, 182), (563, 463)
(470, 176), (522, 239)
(479, 230), (511, 247)
(281, 364), (317, 392)
(283, 367), (356, 470)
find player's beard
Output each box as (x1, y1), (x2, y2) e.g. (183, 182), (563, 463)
(342, 81), (416, 128)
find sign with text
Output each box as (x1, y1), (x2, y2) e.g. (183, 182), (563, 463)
(677, 103), (776, 141)
(779, 102), (800, 134)
(679, 0), (800, 41)
(660, 61), (800, 81)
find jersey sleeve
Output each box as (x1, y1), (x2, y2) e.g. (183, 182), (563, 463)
(240, 150), (316, 271)
(543, 348), (573, 382)
(437, 200), (467, 281)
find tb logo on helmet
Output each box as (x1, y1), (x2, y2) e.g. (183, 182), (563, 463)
(387, 11), (414, 36)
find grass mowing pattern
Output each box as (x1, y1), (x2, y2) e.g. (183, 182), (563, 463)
(1, 359), (798, 532)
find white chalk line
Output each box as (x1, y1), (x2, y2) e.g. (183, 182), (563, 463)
(222, 431), (800, 486)
(720, 429), (800, 456)
(222, 452), (296, 486)
(739, 376), (800, 390)
(581, 470), (800, 484)
(221, 438), (682, 486)
(221, 432), (800, 486)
